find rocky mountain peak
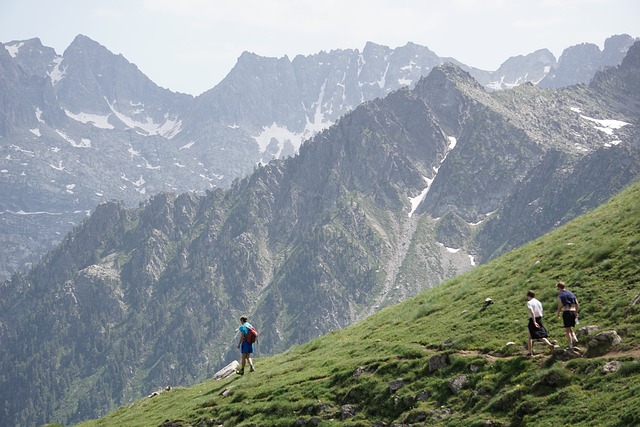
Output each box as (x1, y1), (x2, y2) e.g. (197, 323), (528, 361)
(64, 33), (109, 56)
(56, 34), (189, 127)
(621, 40), (640, 69)
(362, 41), (392, 56)
(539, 34), (638, 88)
(432, 63), (484, 88)
(589, 40), (640, 111)
(6, 37), (58, 77)
(413, 63), (485, 135)
(602, 33), (639, 65)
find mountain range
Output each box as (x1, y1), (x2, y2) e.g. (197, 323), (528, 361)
(0, 34), (637, 281)
(1, 36), (639, 425)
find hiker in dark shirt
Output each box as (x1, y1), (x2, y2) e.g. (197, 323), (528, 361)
(556, 282), (580, 350)
(236, 316), (255, 375)
(526, 290), (558, 356)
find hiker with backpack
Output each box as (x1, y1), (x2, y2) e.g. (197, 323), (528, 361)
(236, 316), (257, 375)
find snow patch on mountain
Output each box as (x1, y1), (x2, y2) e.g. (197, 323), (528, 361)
(50, 161), (64, 171)
(49, 57), (65, 85)
(408, 136), (457, 217)
(4, 42), (23, 58)
(409, 176), (433, 217)
(140, 159), (160, 170)
(65, 110), (114, 129)
(120, 174), (146, 194)
(487, 76), (523, 91)
(249, 80), (338, 161)
(55, 130), (91, 148)
(579, 115), (631, 135)
(105, 98), (182, 138)
(155, 115), (182, 139)
(127, 146), (140, 158)
(578, 113), (631, 148)
(378, 63), (390, 89)
(254, 100), (333, 161)
(30, 128), (41, 137)
(35, 108), (45, 123)
(254, 123), (303, 159)
(0, 210), (64, 216)
(10, 144), (34, 156)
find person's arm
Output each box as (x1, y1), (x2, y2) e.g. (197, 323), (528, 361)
(237, 333), (243, 348)
(529, 306), (539, 327)
(575, 298), (579, 316)
(557, 296), (562, 317)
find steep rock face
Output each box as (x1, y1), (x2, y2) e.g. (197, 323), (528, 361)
(590, 41), (640, 114)
(540, 34), (638, 88)
(4, 37), (58, 77)
(56, 35), (191, 121)
(481, 49), (556, 90)
(0, 42), (38, 135)
(541, 42), (603, 88)
(601, 33), (640, 66)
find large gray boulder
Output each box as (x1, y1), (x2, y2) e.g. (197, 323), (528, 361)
(585, 331), (622, 357)
(213, 360), (240, 380)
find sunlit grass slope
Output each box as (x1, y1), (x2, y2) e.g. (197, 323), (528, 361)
(76, 182), (640, 427)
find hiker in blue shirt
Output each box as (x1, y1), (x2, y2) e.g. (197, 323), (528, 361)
(556, 281), (580, 350)
(236, 316), (255, 375)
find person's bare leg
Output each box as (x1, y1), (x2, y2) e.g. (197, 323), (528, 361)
(237, 353), (247, 374)
(541, 338), (556, 349)
(565, 328), (574, 349)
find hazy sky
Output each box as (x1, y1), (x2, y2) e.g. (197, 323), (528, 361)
(1, 0), (638, 96)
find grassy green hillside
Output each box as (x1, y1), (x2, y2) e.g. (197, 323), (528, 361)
(76, 182), (640, 427)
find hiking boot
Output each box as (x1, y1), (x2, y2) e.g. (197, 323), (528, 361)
(236, 368), (244, 376)
(249, 366), (255, 372)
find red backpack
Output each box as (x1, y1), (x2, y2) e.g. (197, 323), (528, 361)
(245, 325), (259, 344)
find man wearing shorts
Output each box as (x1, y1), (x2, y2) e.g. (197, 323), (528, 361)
(236, 316), (255, 375)
(556, 282), (580, 350)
